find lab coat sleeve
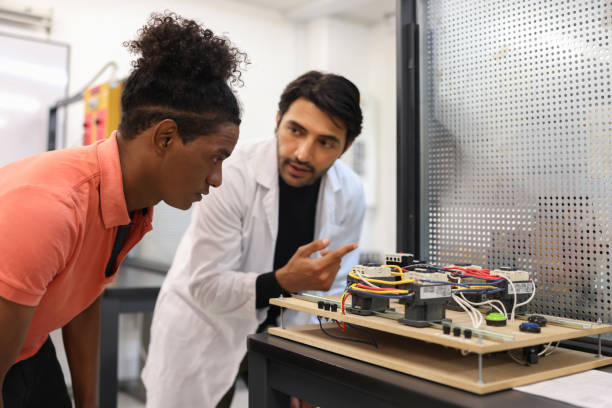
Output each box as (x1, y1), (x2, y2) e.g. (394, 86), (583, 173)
(182, 167), (262, 321)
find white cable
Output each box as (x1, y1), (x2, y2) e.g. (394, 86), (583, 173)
(504, 277), (518, 322)
(456, 293), (484, 327)
(451, 294), (477, 327)
(354, 269), (380, 288)
(545, 342), (560, 357)
(508, 279), (537, 322)
(538, 342), (553, 356)
(514, 280), (537, 308)
(459, 293), (508, 319)
(452, 294), (482, 328)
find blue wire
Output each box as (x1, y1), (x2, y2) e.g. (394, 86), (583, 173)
(419, 279), (460, 286)
(317, 317), (378, 348)
(454, 288), (505, 294)
(350, 289), (414, 299)
(346, 322), (378, 348)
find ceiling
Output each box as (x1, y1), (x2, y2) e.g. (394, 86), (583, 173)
(233, 0), (396, 25)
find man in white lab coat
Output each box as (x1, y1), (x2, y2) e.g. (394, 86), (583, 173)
(142, 71), (365, 408)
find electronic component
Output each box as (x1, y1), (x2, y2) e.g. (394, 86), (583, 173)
(443, 324), (451, 335)
(453, 327), (461, 336)
(528, 315), (547, 327)
(346, 266), (398, 315)
(519, 322), (541, 333)
(492, 268), (535, 315)
(486, 312), (507, 327)
(384, 253), (414, 267)
(464, 329), (472, 339)
(398, 281), (452, 327)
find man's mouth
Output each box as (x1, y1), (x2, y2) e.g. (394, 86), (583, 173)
(286, 161), (313, 177)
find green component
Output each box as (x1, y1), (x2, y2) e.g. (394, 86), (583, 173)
(486, 312), (507, 327)
(486, 312), (507, 321)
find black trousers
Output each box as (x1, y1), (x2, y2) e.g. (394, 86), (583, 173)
(2, 337), (71, 408)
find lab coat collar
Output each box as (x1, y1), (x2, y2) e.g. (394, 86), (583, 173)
(254, 138), (279, 189)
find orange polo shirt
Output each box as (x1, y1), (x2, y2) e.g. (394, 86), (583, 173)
(0, 132), (153, 363)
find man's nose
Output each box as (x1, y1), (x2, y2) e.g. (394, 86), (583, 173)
(295, 138), (315, 163)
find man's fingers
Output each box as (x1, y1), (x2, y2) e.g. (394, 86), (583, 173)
(320, 249), (330, 257)
(330, 243), (358, 258)
(298, 238), (330, 257)
(317, 243), (358, 267)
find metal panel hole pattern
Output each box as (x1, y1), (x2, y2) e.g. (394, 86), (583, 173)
(424, 0), (612, 321)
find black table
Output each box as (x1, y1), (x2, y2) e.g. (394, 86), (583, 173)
(248, 332), (605, 408)
(99, 264), (165, 408)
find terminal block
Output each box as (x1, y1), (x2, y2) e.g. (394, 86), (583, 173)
(384, 253), (414, 267)
(492, 268), (535, 314)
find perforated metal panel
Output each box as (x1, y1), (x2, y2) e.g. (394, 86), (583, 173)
(423, 0), (612, 322)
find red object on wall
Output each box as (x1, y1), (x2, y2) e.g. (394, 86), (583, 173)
(96, 109), (107, 141)
(83, 113), (92, 146)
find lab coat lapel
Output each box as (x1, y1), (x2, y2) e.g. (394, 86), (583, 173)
(315, 162), (343, 241)
(254, 138), (279, 239)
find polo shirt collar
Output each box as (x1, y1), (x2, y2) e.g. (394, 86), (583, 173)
(97, 131), (131, 228)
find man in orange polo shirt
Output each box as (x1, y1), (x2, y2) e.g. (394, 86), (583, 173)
(0, 12), (247, 408)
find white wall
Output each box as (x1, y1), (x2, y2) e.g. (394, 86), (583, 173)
(300, 16), (397, 255)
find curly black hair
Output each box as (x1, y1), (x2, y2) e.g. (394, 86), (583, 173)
(118, 12), (249, 143)
(278, 71), (363, 149)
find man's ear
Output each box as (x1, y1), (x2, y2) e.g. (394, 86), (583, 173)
(275, 112), (281, 130)
(153, 119), (179, 155)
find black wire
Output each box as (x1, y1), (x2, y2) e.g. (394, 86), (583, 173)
(317, 317), (378, 348)
(346, 322), (378, 348)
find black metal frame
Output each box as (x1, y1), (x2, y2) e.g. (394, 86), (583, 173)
(396, 0), (420, 255)
(48, 92), (83, 151)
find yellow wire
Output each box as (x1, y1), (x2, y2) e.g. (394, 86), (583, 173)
(348, 272), (414, 285)
(341, 288), (350, 314)
(382, 264), (405, 279)
(351, 286), (411, 295)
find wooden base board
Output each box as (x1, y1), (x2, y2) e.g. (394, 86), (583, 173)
(269, 324), (612, 394)
(270, 297), (612, 354)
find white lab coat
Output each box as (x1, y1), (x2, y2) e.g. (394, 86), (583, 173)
(142, 137), (365, 407)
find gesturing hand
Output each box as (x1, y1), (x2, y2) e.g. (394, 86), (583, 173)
(275, 238), (358, 293)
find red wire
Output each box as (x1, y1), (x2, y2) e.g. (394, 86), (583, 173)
(444, 266), (502, 279)
(337, 290), (352, 332)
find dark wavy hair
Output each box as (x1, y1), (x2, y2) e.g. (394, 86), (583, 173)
(278, 71), (362, 148)
(118, 12), (248, 143)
